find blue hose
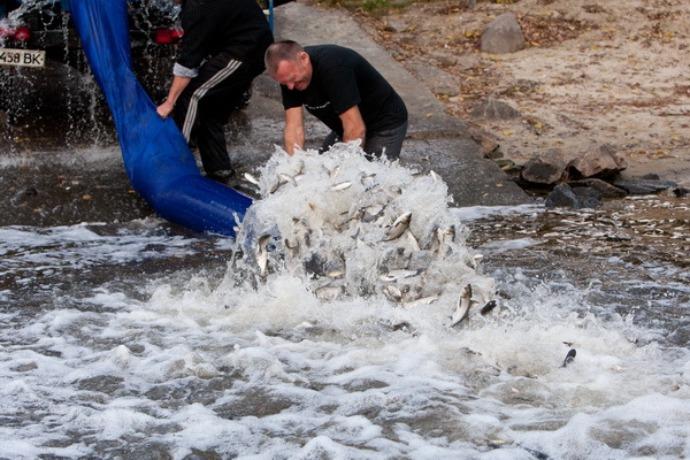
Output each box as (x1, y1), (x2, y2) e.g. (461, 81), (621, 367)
(70, 0), (252, 236)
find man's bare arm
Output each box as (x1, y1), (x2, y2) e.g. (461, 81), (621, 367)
(157, 75), (191, 118)
(339, 105), (366, 144)
(284, 107), (305, 155)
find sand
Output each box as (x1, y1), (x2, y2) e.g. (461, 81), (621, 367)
(355, 0), (690, 186)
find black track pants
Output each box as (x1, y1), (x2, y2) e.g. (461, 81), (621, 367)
(173, 51), (263, 175)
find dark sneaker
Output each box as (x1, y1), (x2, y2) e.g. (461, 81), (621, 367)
(206, 168), (235, 184)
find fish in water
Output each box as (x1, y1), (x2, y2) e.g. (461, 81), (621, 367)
(561, 349), (576, 368)
(255, 234), (272, 277)
(382, 284), (403, 302)
(402, 295), (439, 309)
(379, 269), (419, 283)
(405, 230), (421, 251)
(480, 299), (497, 315)
(450, 284), (474, 327)
(243, 172), (261, 187)
(314, 283), (344, 301)
(331, 181), (352, 191)
(384, 212), (412, 241)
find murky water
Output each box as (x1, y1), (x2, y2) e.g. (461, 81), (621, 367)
(1, 142), (688, 459)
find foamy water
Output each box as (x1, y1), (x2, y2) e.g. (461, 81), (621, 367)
(1, 145), (688, 459)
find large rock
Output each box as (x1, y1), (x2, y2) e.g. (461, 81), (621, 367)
(572, 186), (602, 208)
(569, 178), (627, 198)
(613, 178), (678, 195)
(545, 183), (579, 208)
(569, 144), (627, 178)
(480, 13), (526, 54)
(521, 149), (567, 185)
(470, 98), (520, 120)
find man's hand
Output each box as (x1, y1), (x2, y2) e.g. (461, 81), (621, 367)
(157, 100), (175, 118)
(157, 75), (192, 118)
(284, 106), (305, 155)
(339, 106), (366, 144)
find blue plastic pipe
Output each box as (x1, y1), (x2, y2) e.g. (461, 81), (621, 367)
(70, 0), (252, 236)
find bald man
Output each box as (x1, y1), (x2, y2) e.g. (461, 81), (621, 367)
(265, 40), (408, 160)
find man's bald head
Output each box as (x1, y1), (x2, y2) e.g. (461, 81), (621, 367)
(264, 40), (313, 91)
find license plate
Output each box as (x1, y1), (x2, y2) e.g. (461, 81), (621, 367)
(0, 48), (46, 68)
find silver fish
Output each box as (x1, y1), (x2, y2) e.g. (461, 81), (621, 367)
(255, 234), (272, 277)
(279, 173), (297, 186)
(432, 225), (456, 255)
(402, 295), (439, 309)
(480, 299), (497, 315)
(314, 284), (344, 301)
(379, 269), (419, 282)
(469, 253), (484, 269)
(384, 212), (412, 241)
(284, 238), (300, 258)
(450, 284), (474, 327)
(331, 181), (352, 191)
(362, 204), (385, 223)
(561, 349), (576, 368)
(243, 172), (261, 187)
(406, 230), (421, 251)
(382, 284), (403, 302)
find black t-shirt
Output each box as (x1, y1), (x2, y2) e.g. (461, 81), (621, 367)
(281, 45), (407, 135)
(177, 0), (273, 70)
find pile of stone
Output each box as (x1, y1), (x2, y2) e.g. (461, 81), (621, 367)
(511, 144), (686, 208)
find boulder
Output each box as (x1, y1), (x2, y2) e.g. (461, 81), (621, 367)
(569, 144), (627, 178)
(572, 186), (602, 208)
(480, 13), (526, 54)
(569, 178), (627, 198)
(545, 183), (579, 208)
(520, 149), (567, 185)
(613, 178), (678, 195)
(470, 98), (520, 120)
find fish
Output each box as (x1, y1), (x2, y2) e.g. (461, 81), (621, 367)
(402, 295), (439, 309)
(314, 284), (344, 301)
(480, 299), (497, 315)
(323, 164), (340, 179)
(255, 234), (272, 277)
(431, 225), (456, 254)
(331, 181), (352, 191)
(361, 204), (386, 223)
(382, 284), (403, 302)
(243, 172), (261, 187)
(359, 172), (377, 185)
(561, 349), (576, 368)
(450, 284), (474, 327)
(284, 238), (300, 258)
(279, 173), (297, 186)
(292, 218), (312, 248)
(379, 269), (419, 282)
(406, 230), (421, 251)
(384, 212), (412, 241)
(470, 253), (484, 269)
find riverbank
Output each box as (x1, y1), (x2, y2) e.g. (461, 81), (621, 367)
(344, 0), (690, 187)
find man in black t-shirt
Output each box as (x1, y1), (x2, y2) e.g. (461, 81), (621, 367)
(156, 0), (273, 182)
(264, 40), (408, 160)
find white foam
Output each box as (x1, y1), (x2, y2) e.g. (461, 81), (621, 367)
(1, 146), (688, 457)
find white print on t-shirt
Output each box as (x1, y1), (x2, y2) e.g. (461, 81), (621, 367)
(305, 101), (331, 110)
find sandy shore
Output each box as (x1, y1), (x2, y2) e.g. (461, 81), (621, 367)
(354, 0), (690, 186)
